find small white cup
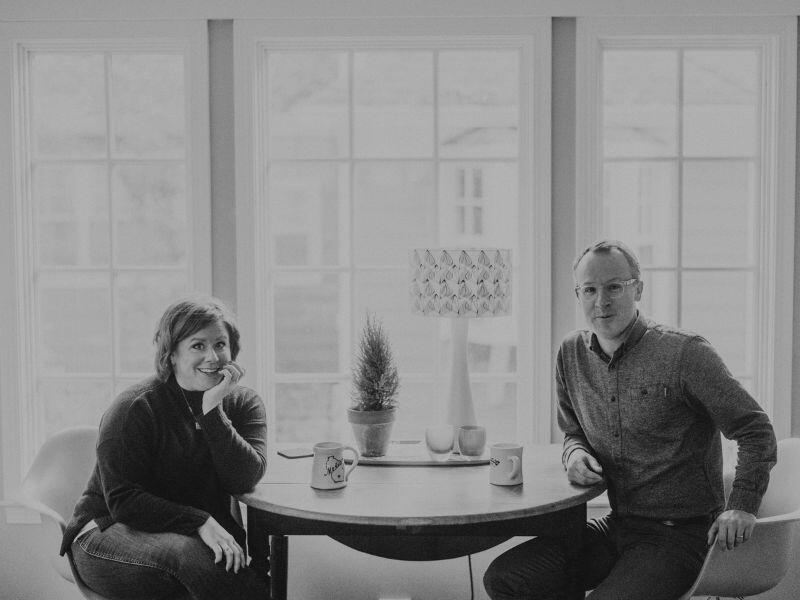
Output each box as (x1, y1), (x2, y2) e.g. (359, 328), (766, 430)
(310, 442), (359, 490)
(489, 443), (523, 486)
(425, 425), (454, 461)
(458, 425), (486, 457)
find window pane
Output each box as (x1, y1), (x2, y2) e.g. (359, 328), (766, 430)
(439, 50), (519, 158)
(683, 160), (756, 267)
(274, 272), (344, 373)
(638, 270), (677, 326)
(269, 162), (347, 266)
(112, 164), (187, 266)
(602, 161), (677, 267)
(40, 379), (112, 438)
(268, 52), (349, 159)
(682, 271), (753, 375)
(604, 50), (678, 157)
(116, 271), (189, 374)
(258, 35), (531, 445)
(33, 163), (109, 267)
(468, 319), (517, 373)
(390, 380), (443, 438)
(473, 382), (517, 442)
(353, 51), (433, 158)
(683, 50), (759, 157)
(354, 162), (435, 266)
(354, 271), (437, 374)
(111, 54), (185, 158)
(439, 162), (518, 251)
(38, 272), (111, 373)
(31, 53), (106, 157)
(275, 382), (349, 442)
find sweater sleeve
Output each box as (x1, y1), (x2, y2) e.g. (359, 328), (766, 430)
(556, 344), (594, 469)
(681, 336), (777, 515)
(198, 387), (268, 494)
(98, 397), (209, 535)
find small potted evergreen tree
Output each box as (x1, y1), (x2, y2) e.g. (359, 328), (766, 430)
(347, 311), (400, 457)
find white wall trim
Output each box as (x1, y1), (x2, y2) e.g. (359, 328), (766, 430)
(235, 16), (552, 445)
(4, 1), (800, 21)
(0, 20), (211, 496)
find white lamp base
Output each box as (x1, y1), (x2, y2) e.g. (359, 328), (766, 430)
(446, 319), (477, 452)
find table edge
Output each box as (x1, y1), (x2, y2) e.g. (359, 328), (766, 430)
(238, 482), (606, 527)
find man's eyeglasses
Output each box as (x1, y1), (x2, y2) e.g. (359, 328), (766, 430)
(574, 278), (638, 302)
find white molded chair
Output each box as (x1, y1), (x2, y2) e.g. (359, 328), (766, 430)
(679, 437), (800, 600)
(13, 426), (110, 600)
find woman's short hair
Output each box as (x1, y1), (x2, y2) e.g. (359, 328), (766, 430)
(572, 239), (641, 280)
(153, 294), (241, 382)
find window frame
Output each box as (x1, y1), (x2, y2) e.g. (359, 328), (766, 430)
(0, 19), (212, 499)
(233, 17), (553, 446)
(575, 16), (796, 438)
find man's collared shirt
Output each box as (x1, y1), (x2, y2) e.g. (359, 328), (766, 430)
(557, 313), (776, 520)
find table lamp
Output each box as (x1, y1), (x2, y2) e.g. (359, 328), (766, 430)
(409, 248), (512, 436)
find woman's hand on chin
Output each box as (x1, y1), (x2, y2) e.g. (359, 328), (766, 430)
(201, 361), (245, 414)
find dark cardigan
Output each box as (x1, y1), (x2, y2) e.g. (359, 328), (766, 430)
(60, 375), (268, 555)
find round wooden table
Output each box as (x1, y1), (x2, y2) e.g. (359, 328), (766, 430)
(239, 443), (605, 600)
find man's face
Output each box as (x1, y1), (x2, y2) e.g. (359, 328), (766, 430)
(574, 249), (642, 348)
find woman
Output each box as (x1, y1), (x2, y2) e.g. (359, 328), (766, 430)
(60, 295), (269, 599)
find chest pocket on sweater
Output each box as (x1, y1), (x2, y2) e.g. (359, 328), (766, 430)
(625, 383), (687, 435)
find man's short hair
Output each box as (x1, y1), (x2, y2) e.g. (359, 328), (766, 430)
(572, 239), (641, 280)
(153, 294), (241, 382)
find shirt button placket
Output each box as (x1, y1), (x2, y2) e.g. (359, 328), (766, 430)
(611, 374), (622, 460)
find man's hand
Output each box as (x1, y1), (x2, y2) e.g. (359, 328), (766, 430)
(707, 509), (757, 551)
(566, 450), (604, 486)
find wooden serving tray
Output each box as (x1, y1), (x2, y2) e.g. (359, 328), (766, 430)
(345, 440), (489, 466)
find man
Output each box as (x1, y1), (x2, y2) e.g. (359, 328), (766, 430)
(483, 239), (777, 600)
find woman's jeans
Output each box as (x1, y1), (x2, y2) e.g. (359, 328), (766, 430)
(483, 514), (710, 600)
(72, 523), (269, 600)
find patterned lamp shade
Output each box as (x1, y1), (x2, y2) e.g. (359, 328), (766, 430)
(409, 248), (512, 318)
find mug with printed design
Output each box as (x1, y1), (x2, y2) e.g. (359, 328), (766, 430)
(489, 443), (523, 486)
(310, 442), (359, 489)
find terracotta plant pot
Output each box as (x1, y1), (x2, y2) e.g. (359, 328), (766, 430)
(346, 407), (397, 457)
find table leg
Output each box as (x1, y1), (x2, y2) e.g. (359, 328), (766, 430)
(246, 506), (271, 585)
(270, 534), (289, 600)
(563, 503), (587, 600)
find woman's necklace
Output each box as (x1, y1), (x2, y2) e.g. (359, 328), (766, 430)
(177, 385), (202, 430)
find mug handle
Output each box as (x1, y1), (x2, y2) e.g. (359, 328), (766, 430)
(508, 455), (521, 479)
(342, 445), (359, 481)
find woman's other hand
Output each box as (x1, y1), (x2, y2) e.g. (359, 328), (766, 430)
(202, 362), (245, 414)
(198, 516), (245, 573)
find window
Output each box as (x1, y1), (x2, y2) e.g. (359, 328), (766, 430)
(0, 21), (210, 490)
(576, 17), (796, 436)
(235, 19), (552, 445)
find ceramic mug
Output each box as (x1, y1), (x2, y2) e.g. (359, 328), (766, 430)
(489, 443), (523, 486)
(310, 442), (359, 490)
(458, 425), (486, 457)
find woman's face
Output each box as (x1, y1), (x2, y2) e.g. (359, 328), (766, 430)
(171, 320), (232, 391)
